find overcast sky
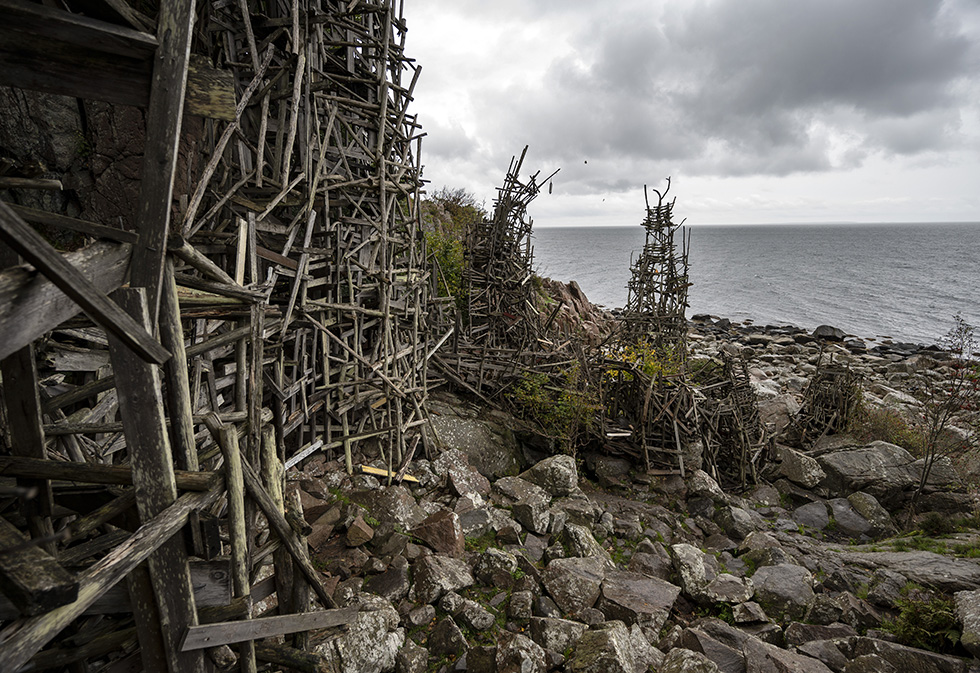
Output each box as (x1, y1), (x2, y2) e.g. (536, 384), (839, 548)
(407, 0), (980, 226)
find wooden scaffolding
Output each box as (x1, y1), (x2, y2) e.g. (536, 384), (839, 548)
(0, 0), (426, 670)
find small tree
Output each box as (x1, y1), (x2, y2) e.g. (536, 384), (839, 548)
(908, 314), (980, 522)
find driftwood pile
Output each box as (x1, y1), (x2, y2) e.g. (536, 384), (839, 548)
(600, 179), (696, 475)
(430, 148), (566, 401)
(697, 355), (771, 489)
(792, 355), (862, 447)
(0, 0), (426, 670)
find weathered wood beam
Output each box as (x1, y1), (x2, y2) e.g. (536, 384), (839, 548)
(107, 287), (203, 673)
(129, 0), (196, 326)
(0, 482), (222, 671)
(0, 239), (130, 361)
(1, 343), (55, 553)
(181, 606), (357, 651)
(0, 456), (217, 491)
(0, 0), (156, 106)
(0, 202), (169, 363)
(0, 516), (77, 617)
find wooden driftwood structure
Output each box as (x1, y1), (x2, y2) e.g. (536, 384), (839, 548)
(431, 148), (565, 400)
(0, 0), (426, 670)
(600, 179), (696, 474)
(697, 355), (771, 489)
(792, 354), (861, 448)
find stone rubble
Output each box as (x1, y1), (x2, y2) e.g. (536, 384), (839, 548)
(287, 318), (980, 673)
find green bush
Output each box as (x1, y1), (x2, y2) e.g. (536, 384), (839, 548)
(425, 229), (464, 300)
(847, 404), (928, 455)
(510, 366), (598, 455)
(882, 593), (960, 653)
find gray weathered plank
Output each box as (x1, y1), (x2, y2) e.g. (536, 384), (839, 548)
(181, 606), (357, 651)
(0, 516), (77, 616)
(0, 202), (168, 363)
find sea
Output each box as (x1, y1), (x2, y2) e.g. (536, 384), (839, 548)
(530, 222), (980, 347)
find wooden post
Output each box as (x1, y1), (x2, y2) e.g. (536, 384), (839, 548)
(129, 0), (197, 325)
(205, 414), (257, 673)
(107, 288), (204, 673)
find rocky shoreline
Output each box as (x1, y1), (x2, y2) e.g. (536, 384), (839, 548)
(275, 305), (980, 673)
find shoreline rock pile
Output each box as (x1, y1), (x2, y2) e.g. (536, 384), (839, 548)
(271, 300), (979, 673)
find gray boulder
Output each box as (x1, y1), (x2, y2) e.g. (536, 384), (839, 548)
(742, 635), (834, 673)
(541, 556), (606, 616)
(793, 501), (830, 530)
(496, 632), (546, 673)
(817, 442), (918, 508)
(493, 476), (551, 506)
(672, 543), (717, 601)
(851, 636), (970, 673)
(703, 574), (754, 605)
(955, 588), (980, 658)
(520, 455), (580, 497)
(681, 627), (745, 673)
(528, 616), (588, 654)
(715, 506), (761, 541)
(428, 616), (467, 658)
(512, 499), (552, 534)
(597, 569), (680, 632)
(473, 547), (519, 587)
(779, 446), (826, 489)
(566, 621), (641, 673)
(840, 551), (980, 593)
(847, 492), (896, 538)
(751, 564), (815, 622)
(827, 498), (872, 538)
(661, 648), (721, 672)
(316, 595), (404, 673)
(394, 640), (427, 673)
(562, 522), (610, 560)
(412, 555), (474, 604)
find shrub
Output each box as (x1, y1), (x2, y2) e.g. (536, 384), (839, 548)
(882, 593), (960, 653)
(846, 403), (927, 454)
(509, 365), (599, 455)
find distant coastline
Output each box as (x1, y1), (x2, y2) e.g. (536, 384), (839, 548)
(532, 222), (980, 346)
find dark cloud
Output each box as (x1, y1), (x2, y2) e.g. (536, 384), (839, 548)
(468, 0), (978, 187)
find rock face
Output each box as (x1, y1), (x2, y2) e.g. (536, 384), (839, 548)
(317, 596), (403, 673)
(597, 570), (680, 632)
(751, 564), (815, 621)
(427, 390), (524, 478)
(541, 557), (605, 615)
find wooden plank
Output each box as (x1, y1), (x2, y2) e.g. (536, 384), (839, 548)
(0, 344), (55, 552)
(0, 456), (217, 491)
(0, 203), (168, 364)
(0, 240), (130, 361)
(107, 287), (203, 673)
(239, 458), (337, 610)
(185, 54), (236, 120)
(0, 0), (155, 106)
(359, 464), (418, 484)
(181, 607), (357, 651)
(128, 0), (196, 326)
(205, 414), (256, 673)
(0, 483), (222, 671)
(0, 516), (77, 616)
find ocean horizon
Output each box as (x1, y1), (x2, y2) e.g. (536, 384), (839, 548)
(530, 221), (980, 346)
